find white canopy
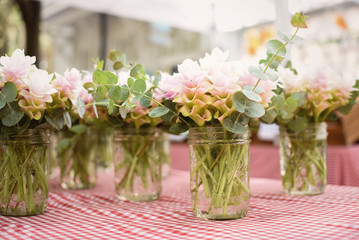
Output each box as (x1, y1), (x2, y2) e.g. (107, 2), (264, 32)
(41, 0), (355, 33)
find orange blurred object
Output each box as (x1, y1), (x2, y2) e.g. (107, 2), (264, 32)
(335, 14), (348, 30)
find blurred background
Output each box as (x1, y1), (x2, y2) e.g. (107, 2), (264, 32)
(1, 0), (359, 144)
(1, 0), (359, 74)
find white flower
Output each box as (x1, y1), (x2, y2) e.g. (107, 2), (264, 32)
(199, 48), (230, 72)
(23, 69), (57, 102)
(0, 49), (36, 82)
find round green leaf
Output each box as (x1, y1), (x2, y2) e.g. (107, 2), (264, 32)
(133, 79), (146, 94)
(267, 40), (286, 57)
(108, 86), (122, 102)
(223, 117), (248, 134)
(248, 66), (270, 80)
(233, 92), (247, 113)
(113, 61), (124, 70)
(243, 85), (264, 94)
(244, 101), (265, 118)
(0, 102), (24, 127)
(288, 117), (308, 132)
(242, 89), (262, 102)
(284, 97), (298, 113)
(148, 106), (170, 118)
(140, 91), (152, 107)
(119, 85), (130, 101)
(2, 82), (17, 102)
(169, 122), (189, 134)
(106, 71), (118, 84)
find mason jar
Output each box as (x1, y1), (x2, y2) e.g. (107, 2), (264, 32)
(0, 129), (50, 216)
(113, 128), (161, 201)
(188, 127), (250, 220)
(279, 122), (327, 195)
(59, 127), (97, 189)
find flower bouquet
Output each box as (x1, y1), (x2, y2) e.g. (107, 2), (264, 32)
(262, 64), (359, 195)
(54, 70), (100, 189)
(77, 59), (164, 201)
(141, 13), (308, 219)
(0, 49), (71, 216)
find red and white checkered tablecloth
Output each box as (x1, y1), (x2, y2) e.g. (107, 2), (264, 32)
(1, 169), (359, 239)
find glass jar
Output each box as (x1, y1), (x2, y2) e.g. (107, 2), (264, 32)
(158, 130), (171, 178)
(279, 122), (327, 195)
(113, 128), (161, 201)
(188, 127), (250, 220)
(97, 128), (114, 170)
(48, 131), (59, 180)
(58, 127), (97, 189)
(0, 129), (50, 216)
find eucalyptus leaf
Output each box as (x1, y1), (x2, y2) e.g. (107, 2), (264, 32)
(83, 82), (96, 91)
(133, 79), (146, 94)
(70, 124), (87, 134)
(45, 115), (63, 130)
(233, 92), (247, 113)
(108, 86), (121, 102)
(106, 71), (118, 84)
(242, 89), (262, 102)
(161, 100), (176, 122)
(248, 66), (269, 80)
(93, 70), (105, 84)
(243, 85), (264, 94)
(223, 117), (248, 134)
(108, 99), (114, 114)
(288, 117), (308, 132)
(93, 85), (107, 101)
(148, 106), (170, 118)
(169, 122), (189, 134)
(119, 85), (130, 101)
(127, 78), (134, 88)
(113, 61), (124, 70)
(260, 109), (277, 124)
(267, 40), (286, 57)
(270, 94), (285, 109)
(244, 101), (265, 118)
(130, 64), (144, 78)
(284, 97), (298, 113)
(290, 91), (306, 107)
(2, 82), (17, 102)
(119, 106), (128, 118)
(63, 111), (72, 128)
(76, 98), (85, 118)
(140, 91), (152, 107)
(154, 73), (161, 86)
(0, 102), (24, 127)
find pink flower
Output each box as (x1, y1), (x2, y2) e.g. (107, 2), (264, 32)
(18, 69), (57, 120)
(0, 49), (35, 84)
(156, 72), (178, 100)
(53, 68), (82, 102)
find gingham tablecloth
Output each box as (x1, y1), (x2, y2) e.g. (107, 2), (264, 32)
(1, 169), (359, 239)
(172, 144), (359, 186)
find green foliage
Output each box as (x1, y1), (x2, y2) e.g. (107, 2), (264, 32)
(233, 92), (247, 113)
(248, 66), (269, 80)
(148, 106), (170, 118)
(132, 79), (146, 94)
(130, 64), (145, 79)
(267, 40), (286, 57)
(244, 101), (265, 118)
(69, 124), (88, 134)
(139, 91), (152, 107)
(288, 116), (308, 132)
(223, 117), (248, 134)
(169, 122), (189, 134)
(0, 82), (17, 108)
(242, 89), (262, 102)
(76, 98), (85, 119)
(0, 101), (24, 127)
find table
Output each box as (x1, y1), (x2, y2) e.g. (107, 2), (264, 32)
(171, 143), (359, 187)
(1, 169), (359, 239)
